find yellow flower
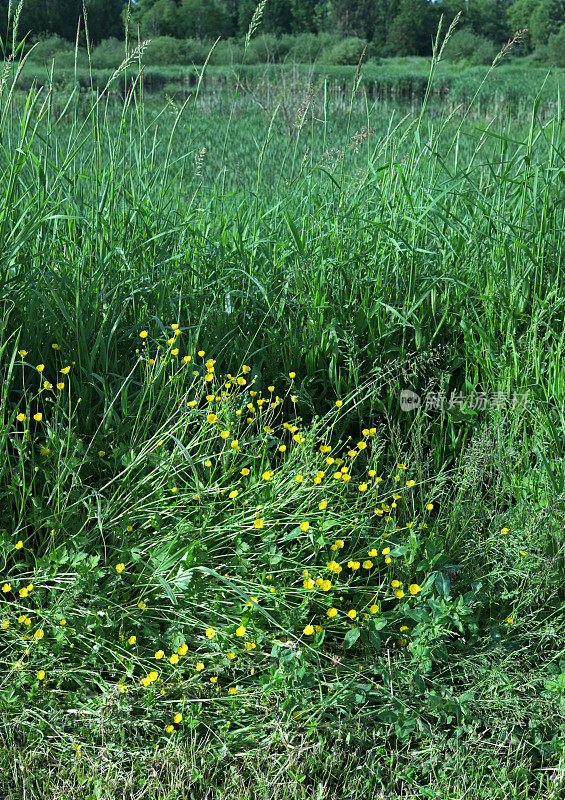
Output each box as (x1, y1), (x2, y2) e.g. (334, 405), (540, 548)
(362, 560), (373, 569)
(303, 625), (314, 635)
(245, 641), (256, 651)
(303, 579), (315, 589)
(60, 619), (66, 625)
(385, 557), (392, 564)
(155, 650), (164, 660)
(37, 670), (45, 680)
(394, 589), (405, 600)
(206, 413), (217, 423)
(300, 521), (310, 532)
(220, 430), (230, 439)
(398, 463), (407, 470)
(204, 460), (212, 467)
(228, 490), (238, 499)
(318, 500), (328, 511)
(295, 474), (304, 483)
(205, 628), (215, 639)
(196, 662), (205, 671)
(60, 366), (71, 375)
(227, 652), (236, 660)
(382, 547), (391, 555)
(16, 413), (25, 422)
(139, 330), (148, 339)
(236, 626), (246, 637)
(116, 563), (125, 573)
(358, 483), (368, 492)
(368, 469), (376, 477)
(408, 583), (422, 595)
(321, 580), (332, 592)
(230, 440), (239, 449)
(171, 348), (179, 356)
(347, 609), (357, 619)
(267, 385), (275, 392)
(228, 687), (238, 695)
(178, 644), (188, 656)
(391, 580), (402, 588)
(357, 441), (367, 450)
(170, 654), (179, 664)
(406, 480), (415, 487)
(262, 471), (273, 481)
(165, 725), (175, 733)
(335, 400), (343, 407)
(18, 350), (28, 357)
(137, 601), (147, 610)
(128, 636), (137, 645)
(335, 540), (344, 549)
(19, 587), (28, 598)
(43, 381), (53, 390)
(1, 583), (10, 593)
(36, 364), (45, 372)
(241, 468), (250, 476)
(253, 519), (264, 529)
(33, 413), (42, 422)
(1, 621), (9, 629)
(289, 372), (296, 378)
(426, 503), (434, 511)
(506, 617), (513, 624)
(370, 604), (379, 614)
(33, 629), (44, 640)
(174, 713), (182, 723)
(500, 527), (509, 535)
(98, 450), (105, 457)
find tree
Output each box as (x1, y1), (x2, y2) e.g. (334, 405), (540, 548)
(179, 0), (230, 38)
(331, 0), (379, 39)
(85, 0), (127, 43)
(141, 0), (181, 37)
(506, 0), (539, 49)
(387, 0), (440, 55)
(530, 0), (565, 46)
(47, 0), (82, 41)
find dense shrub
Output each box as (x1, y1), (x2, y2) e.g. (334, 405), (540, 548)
(322, 37), (367, 66)
(27, 35), (75, 64)
(91, 38), (127, 70)
(548, 24), (565, 66)
(444, 28), (498, 66)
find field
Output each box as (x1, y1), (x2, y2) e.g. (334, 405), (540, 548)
(0, 34), (564, 800)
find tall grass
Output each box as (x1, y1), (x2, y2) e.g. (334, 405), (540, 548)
(0, 10), (564, 798)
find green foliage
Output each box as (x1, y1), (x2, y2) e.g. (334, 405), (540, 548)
(443, 27), (498, 64)
(0, 35), (563, 792)
(547, 22), (565, 63)
(321, 35), (366, 64)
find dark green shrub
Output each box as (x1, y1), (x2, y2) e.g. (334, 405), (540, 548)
(548, 24), (565, 66)
(91, 38), (126, 70)
(322, 37), (367, 66)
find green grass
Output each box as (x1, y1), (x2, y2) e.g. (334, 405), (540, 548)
(0, 23), (564, 799)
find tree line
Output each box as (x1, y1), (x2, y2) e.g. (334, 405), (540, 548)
(1, 0), (564, 55)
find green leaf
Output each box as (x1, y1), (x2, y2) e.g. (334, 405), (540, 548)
(343, 627), (360, 649)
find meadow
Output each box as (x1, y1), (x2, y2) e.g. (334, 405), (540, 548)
(0, 26), (564, 800)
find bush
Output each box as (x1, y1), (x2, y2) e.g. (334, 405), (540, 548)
(444, 27), (498, 66)
(91, 38), (127, 70)
(322, 37), (368, 66)
(141, 37), (198, 66)
(548, 24), (565, 66)
(244, 34), (291, 64)
(27, 35), (76, 65)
